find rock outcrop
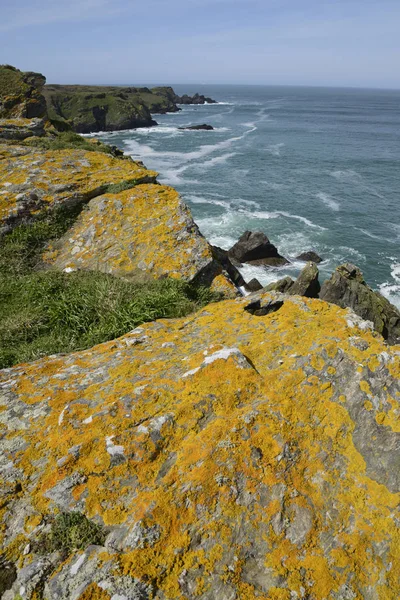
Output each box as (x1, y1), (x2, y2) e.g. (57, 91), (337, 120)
(1, 292), (399, 599)
(43, 184), (237, 295)
(152, 87), (217, 106)
(0, 143), (237, 296)
(0, 144), (157, 235)
(0, 65), (47, 120)
(229, 231), (289, 267)
(289, 261), (321, 298)
(320, 263), (400, 345)
(0, 118), (46, 140)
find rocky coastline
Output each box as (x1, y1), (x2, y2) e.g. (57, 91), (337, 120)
(1, 65), (400, 599)
(44, 83), (217, 133)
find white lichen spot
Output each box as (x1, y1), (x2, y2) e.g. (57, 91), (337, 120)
(58, 404), (69, 426)
(182, 366), (200, 378)
(70, 553), (86, 575)
(83, 415), (93, 424)
(203, 347), (244, 365)
(106, 436), (125, 457)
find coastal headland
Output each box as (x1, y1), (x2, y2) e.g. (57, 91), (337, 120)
(0, 65), (399, 600)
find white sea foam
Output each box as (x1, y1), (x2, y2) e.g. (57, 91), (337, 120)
(379, 262), (400, 308)
(260, 180), (286, 190)
(266, 143), (285, 157)
(185, 195), (231, 209)
(316, 192), (340, 211)
(331, 169), (363, 182)
(251, 210), (326, 230)
(330, 170), (385, 200)
(356, 228), (383, 241)
(190, 152), (237, 171)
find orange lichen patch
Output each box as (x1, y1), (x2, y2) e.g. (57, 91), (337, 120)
(0, 144), (157, 226)
(77, 583), (111, 600)
(43, 183), (233, 288)
(0, 292), (399, 597)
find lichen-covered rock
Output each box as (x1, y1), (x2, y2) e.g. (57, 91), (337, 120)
(0, 118), (46, 140)
(0, 144), (157, 234)
(320, 263), (400, 345)
(43, 184), (237, 294)
(264, 275), (294, 293)
(1, 292), (399, 599)
(0, 65), (47, 120)
(289, 261), (321, 298)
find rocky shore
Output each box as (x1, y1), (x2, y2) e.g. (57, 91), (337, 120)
(1, 65), (400, 600)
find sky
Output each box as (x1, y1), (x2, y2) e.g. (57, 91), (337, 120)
(1, 0), (400, 88)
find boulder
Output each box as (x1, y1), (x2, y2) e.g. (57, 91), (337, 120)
(320, 263), (400, 345)
(178, 124), (214, 131)
(296, 250), (323, 264)
(289, 262), (321, 298)
(264, 276), (294, 293)
(43, 184), (237, 296)
(1, 292), (399, 598)
(246, 277), (264, 292)
(228, 231), (289, 266)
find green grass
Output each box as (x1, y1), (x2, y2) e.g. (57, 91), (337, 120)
(0, 271), (216, 368)
(23, 130), (121, 156)
(35, 512), (105, 557)
(0, 65), (29, 97)
(0, 207), (219, 369)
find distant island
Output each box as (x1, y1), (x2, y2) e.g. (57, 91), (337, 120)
(44, 84), (217, 133)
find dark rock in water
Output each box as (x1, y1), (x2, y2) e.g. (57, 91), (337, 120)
(289, 262), (321, 298)
(247, 256), (290, 267)
(178, 93), (217, 105)
(210, 245), (247, 289)
(264, 276), (294, 293)
(296, 251), (323, 264)
(246, 278), (264, 292)
(178, 124), (214, 131)
(319, 263), (400, 345)
(228, 231), (288, 266)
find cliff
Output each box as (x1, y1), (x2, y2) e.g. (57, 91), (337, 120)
(0, 65), (399, 600)
(44, 85), (216, 133)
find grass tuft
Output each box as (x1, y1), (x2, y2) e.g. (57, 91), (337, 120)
(35, 512), (105, 557)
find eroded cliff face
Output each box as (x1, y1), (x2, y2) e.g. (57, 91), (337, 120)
(0, 292), (399, 599)
(0, 65), (47, 121)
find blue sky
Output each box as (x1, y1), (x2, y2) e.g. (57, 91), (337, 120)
(2, 0), (400, 88)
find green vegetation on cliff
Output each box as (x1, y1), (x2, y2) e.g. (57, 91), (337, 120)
(0, 64), (47, 119)
(44, 84), (180, 133)
(0, 209), (218, 368)
(22, 130), (123, 156)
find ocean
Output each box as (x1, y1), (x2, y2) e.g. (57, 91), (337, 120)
(89, 84), (400, 307)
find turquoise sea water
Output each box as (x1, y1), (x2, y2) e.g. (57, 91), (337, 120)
(90, 85), (400, 307)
